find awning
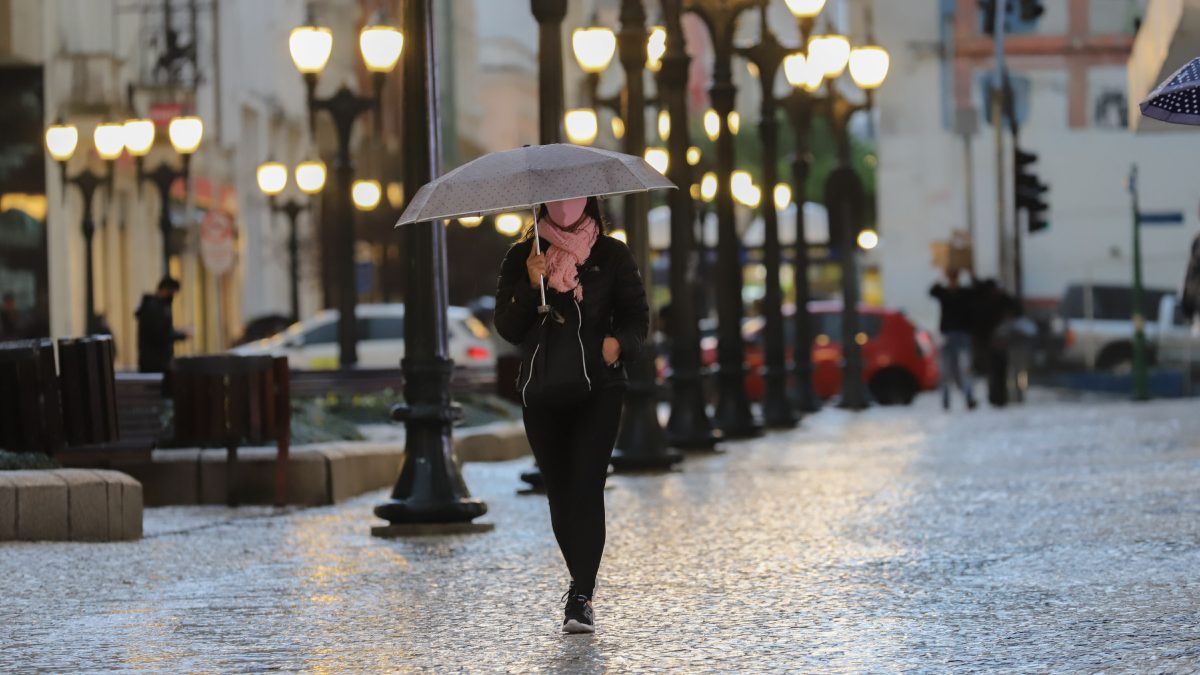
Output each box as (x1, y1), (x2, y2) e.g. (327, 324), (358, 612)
(1128, 0), (1200, 132)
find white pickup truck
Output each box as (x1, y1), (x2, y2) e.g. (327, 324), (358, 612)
(1057, 284), (1199, 371)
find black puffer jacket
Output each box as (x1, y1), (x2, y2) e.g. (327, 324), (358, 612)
(494, 234), (649, 388)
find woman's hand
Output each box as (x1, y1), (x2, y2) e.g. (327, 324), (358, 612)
(526, 245), (546, 288)
(602, 336), (621, 366)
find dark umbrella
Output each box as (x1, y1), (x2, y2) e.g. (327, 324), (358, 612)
(1140, 57), (1200, 125)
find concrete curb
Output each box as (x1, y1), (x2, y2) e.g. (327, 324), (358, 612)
(0, 469), (142, 542)
(119, 420), (530, 507)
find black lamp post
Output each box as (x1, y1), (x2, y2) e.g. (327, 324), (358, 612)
(685, 0), (761, 439)
(124, 115), (203, 276)
(568, 4), (681, 470)
(46, 120), (123, 335)
(256, 160), (327, 323)
(802, 23), (890, 410)
(611, 0), (682, 471)
(289, 15), (403, 369)
(735, 3), (798, 430)
(660, 0), (719, 450)
(373, 0), (489, 529)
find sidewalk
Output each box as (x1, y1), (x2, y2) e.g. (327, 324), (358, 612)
(3, 393), (1199, 671)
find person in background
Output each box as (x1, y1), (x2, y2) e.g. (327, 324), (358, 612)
(136, 277), (187, 374)
(930, 268), (978, 411)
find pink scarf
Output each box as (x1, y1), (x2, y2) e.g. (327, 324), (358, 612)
(539, 215), (598, 302)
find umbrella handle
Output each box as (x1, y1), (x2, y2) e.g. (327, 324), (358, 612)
(534, 208), (550, 315)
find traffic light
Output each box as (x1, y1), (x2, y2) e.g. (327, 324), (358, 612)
(1015, 148), (1050, 233)
(1018, 0), (1045, 21)
(978, 0), (997, 35)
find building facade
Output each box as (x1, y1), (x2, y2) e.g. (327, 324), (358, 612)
(874, 0), (1198, 331)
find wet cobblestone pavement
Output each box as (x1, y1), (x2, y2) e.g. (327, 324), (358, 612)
(4, 393), (1200, 672)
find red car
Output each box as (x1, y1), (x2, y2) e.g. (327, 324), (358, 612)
(698, 302), (940, 406)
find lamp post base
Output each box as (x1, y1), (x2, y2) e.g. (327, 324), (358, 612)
(373, 499), (489, 525)
(371, 521), (495, 537)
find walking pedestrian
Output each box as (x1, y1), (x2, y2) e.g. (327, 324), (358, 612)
(135, 277), (187, 374)
(493, 196), (648, 635)
(930, 268), (977, 410)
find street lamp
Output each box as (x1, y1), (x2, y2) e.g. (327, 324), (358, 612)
(684, 0), (763, 439)
(564, 108), (600, 145)
(45, 119), (121, 334)
(351, 179), (382, 211)
(257, 159), (325, 322)
(290, 15), (402, 369)
(570, 1), (682, 470)
(803, 19), (889, 411)
(128, 113), (204, 275)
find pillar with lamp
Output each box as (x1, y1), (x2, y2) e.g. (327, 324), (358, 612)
(781, 5), (889, 410)
(683, 0), (762, 439)
(373, 0), (490, 531)
(122, 114), (204, 276)
(256, 158), (327, 323)
(288, 11), (403, 368)
(657, 0), (719, 451)
(567, 2), (682, 471)
(44, 119), (128, 334)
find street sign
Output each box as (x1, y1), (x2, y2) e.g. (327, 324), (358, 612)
(1139, 211), (1185, 225)
(200, 210), (237, 275)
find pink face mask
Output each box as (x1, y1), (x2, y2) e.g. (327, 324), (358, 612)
(546, 198), (587, 227)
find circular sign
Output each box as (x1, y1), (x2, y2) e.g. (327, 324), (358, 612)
(200, 210), (236, 276)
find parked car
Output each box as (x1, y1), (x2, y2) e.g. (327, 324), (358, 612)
(699, 302), (940, 406)
(232, 313), (294, 347)
(231, 304), (497, 372)
(1056, 284), (1200, 371)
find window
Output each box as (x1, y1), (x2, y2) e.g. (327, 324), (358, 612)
(1060, 285), (1169, 321)
(301, 321), (337, 345)
(366, 317), (404, 341)
(812, 312), (884, 342)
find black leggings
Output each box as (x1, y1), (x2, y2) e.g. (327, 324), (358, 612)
(522, 385), (624, 599)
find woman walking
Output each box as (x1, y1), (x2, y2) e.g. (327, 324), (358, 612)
(493, 196), (648, 634)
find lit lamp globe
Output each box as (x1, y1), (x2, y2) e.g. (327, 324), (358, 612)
(774, 183), (792, 211)
(352, 179), (382, 211)
(256, 161), (288, 197)
(458, 216), (483, 228)
(564, 109), (599, 145)
(703, 109), (720, 141)
(686, 146), (701, 166)
(849, 46), (890, 90)
(858, 229), (879, 250)
(700, 172), (718, 203)
(123, 119), (156, 157)
(609, 229), (628, 243)
(644, 147), (669, 175)
(360, 25), (404, 73)
(93, 123), (126, 161)
(168, 116), (203, 155)
(572, 27), (617, 74)
(784, 52), (824, 93)
(495, 213), (523, 236)
(809, 34), (851, 78)
(657, 110), (670, 141)
(785, 0), (827, 18)
(728, 111), (741, 135)
(646, 26), (666, 73)
(611, 117), (626, 140)
(386, 182), (404, 209)
(295, 160), (328, 194)
(289, 25), (334, 75)
(45, 123), (79, 162)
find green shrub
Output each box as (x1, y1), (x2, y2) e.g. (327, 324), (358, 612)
(0, 450), (60, 471)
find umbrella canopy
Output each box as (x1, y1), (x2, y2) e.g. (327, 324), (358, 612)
(1140, 57), (1200, 125)
(395, 143), (675, 226)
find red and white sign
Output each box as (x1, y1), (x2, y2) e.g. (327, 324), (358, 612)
(200, 210), (236, 276)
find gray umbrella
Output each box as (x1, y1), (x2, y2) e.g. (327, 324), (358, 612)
(1140, 57), (1200, 125)
(395, 143), (675, 226)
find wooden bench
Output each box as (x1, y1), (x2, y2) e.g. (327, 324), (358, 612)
(53, 338), (164, 466)
(171, 355), (290, 506)
(0, 339), (64, 454)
